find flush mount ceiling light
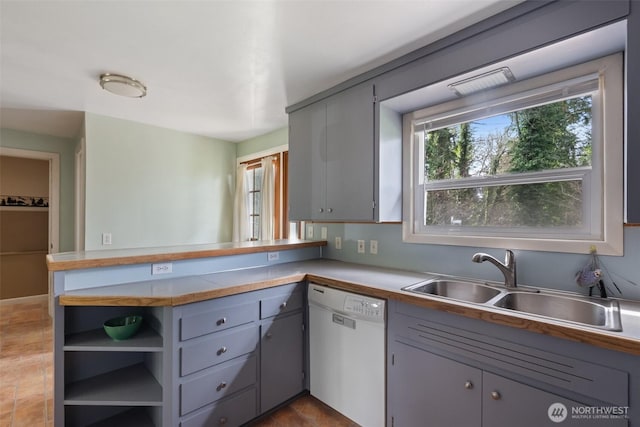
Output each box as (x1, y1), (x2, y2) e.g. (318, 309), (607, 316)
(448, 67), (515, 96)
(99, 73), (147, 98)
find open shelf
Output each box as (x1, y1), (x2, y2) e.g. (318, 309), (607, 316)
(64, 326), (163, 352)
(65, 363), (162, 406)
(86, 407), (156, 427)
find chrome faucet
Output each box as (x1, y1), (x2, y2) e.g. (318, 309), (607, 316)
(472, 250), (517, 288)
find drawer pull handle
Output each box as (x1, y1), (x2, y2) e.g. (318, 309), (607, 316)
(217, 346), (227, 355)
(219, 417), (228, 425)
(217, 381), (227, 391)
(491, 391), (501, 400)
(464, 381), (473, 390)
(280, 301), (288, 309)
(217, 317), (227, 326)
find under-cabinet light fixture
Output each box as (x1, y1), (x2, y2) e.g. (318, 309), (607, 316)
(448, 67), (515, 96)
(99, 73), (147, 98)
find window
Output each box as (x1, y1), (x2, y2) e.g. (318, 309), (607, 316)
(403, 54), (623, 254)
(236, 151), (297, 241)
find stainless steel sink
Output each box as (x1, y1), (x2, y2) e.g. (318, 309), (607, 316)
(403, 279), (502, 304)
(492, 292), (622, 331)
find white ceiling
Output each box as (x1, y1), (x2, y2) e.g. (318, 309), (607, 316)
(0, 0), (523, 142)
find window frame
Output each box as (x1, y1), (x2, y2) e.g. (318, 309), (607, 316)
(402, 53), (623, 255)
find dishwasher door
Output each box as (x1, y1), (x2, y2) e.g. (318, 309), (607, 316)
(308, 283), (385, 427)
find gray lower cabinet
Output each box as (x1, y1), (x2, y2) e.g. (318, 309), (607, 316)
(388, 300), (631, 427)
(57, 283), (305, 427)
(260, 312), (304, 412)
(175, 283), (305, 427)
(390, 342), (481, 427)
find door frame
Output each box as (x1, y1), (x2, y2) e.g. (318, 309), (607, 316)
(0, 146), (60, 315)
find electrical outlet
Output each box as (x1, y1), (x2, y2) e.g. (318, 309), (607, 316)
(321, 227), (328, 240)
(152, 263), (173, 275)
(357, 239), (365, 254)
(102, 232), (112, 245)
(335, 236), (342, 250)
(307, 225), (314, 239)
(370, 240), (378, 255)
(267, 252), (280, 261)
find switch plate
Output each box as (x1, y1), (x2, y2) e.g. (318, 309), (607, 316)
(267, 252), (280, 261)
(152, 263), (173, 275)
(357, 240), (365, 254)
(370, 240), (378, 255)
(321, 227), (328, 240)
(102, 232), (112, 245)
(307, 225), (314, 239)
(335, 236), (342, 250)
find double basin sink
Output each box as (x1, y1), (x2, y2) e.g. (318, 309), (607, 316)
(402, 279), (622, 331)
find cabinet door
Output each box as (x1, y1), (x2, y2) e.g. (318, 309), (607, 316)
(288, 101), (326, 221)
(260, 312), (304, 412)
(482, 372), (628, 427)
(389, 342), (481, 427)
(325, 83), (375, 221)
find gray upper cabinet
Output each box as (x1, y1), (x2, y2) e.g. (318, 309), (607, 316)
(289, 83), (375, 222)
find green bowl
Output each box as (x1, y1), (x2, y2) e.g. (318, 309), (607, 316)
(103, 315), (143, 341)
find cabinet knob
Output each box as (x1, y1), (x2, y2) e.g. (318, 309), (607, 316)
(319, 208), (324, 213)
(217, 317), (227, 326)
(219, 417), (228, 425)
(327, 208), (333, 213)
(280, 301), (288, 309)
(464, 381), (474, 390)
(217, 381), (227, 391)
(217, 346), (227, 355)
(491, 391), (501, 400)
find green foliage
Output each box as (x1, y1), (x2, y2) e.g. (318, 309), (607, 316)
(423, 95), (592, 228)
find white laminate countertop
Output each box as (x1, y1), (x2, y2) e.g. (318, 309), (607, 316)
(58, 259), (640, 356)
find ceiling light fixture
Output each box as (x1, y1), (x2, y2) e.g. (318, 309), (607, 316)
(448, 67), (515, 96)
(99, 73), (147, 98)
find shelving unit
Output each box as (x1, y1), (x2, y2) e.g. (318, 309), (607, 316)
(59, 306), (167, 427)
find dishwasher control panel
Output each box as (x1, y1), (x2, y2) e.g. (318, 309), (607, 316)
(344, 295), (385, 321)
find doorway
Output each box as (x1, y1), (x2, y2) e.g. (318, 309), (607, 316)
(0, 147), (60, 316)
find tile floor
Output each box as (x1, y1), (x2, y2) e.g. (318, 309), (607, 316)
(0, 298), (355, 427)
(0, 297), (53, 427)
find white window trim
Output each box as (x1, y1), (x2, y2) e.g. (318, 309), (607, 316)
(402, 53), (623, 255)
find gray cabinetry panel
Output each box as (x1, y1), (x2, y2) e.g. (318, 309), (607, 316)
(180, 387), (257, 427)
(180, 354), (257, 416)
(288, 100), (326, 221)
(389, 341), (481, 427)
(288, 83), (375, 221)
(260, 312), (304, 412)
(260, 289), (303, 319)
(180, 301), (257, 341)
(482, 372), (627, 427)
(180, 323), (258, 376)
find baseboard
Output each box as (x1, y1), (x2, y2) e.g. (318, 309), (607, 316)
(0, 293), (48, 305)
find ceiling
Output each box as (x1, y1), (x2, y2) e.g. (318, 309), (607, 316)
(0, 0), (523, 142)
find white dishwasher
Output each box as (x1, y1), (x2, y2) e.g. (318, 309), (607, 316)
(308, 283), (386, 427)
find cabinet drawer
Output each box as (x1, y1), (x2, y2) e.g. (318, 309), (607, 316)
(180, 387), (257, 427)
(181, 324), (258, 376)
(260, 289), (303, 319)
(180, 355), (257, 416)
(181, 301), (257, 341)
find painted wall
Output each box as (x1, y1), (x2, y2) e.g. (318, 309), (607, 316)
(236, 127), (287, 158)
(84, 113), (236, 250)
(0, 128), (76, 252)
(310, 223), (640, 301)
